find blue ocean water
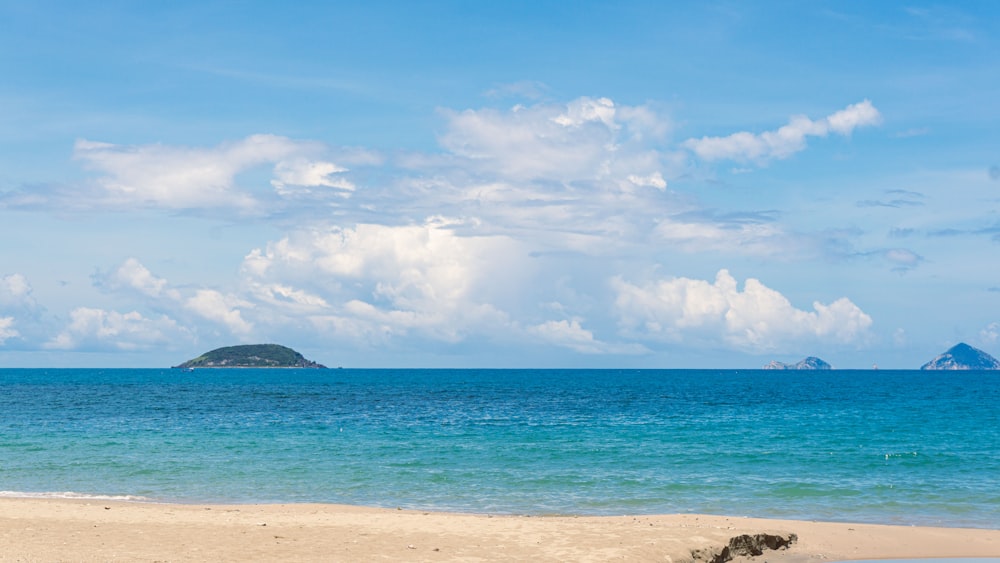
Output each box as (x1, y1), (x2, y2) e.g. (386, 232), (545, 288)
(0, 368), (997, 528)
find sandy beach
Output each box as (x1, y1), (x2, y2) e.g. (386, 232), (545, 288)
(0, 499), (997, 562)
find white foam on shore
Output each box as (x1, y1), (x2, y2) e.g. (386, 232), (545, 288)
(0, 490), (152, 502)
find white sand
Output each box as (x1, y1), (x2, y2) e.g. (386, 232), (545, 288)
(0, 499), (997, 562)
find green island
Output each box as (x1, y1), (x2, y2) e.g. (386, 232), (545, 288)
(174, 344), (327, 369)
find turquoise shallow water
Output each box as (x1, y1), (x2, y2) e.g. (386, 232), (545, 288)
(0, 368), (997, 527)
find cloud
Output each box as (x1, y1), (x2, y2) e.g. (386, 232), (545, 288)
(653, 214), (794, 257)
(0, 317), (19, 344)
(435, 96), (672, 183)
(856, 189), (925, 208)
(271, 158), (356, 196)
(9, 94), (897, 361)
(928, 223), (1000, 242)
(184, 290), (254, 335)
(13, 96), (836, 265)
(527, 318), (646, 355)
(612, 269), (873, 351)
(45, 307), (191, 351)
(683, 100), (881, 164)
(981, 322), (1000, 344)
(98, 258), (254, 336)
(69, 135), (370, 213)
(0, 273), (40, 313)
(241, 218), (526, 344)
(0, 274), (44, 343)
(102, 258), (178, 299)
(881, 248), (924, 271)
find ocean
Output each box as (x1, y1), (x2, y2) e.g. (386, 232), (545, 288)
(1, 368), (997, 528)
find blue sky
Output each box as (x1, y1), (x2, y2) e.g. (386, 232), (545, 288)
(1, 1), (998, 368)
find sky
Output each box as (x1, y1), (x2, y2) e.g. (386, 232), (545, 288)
(1, 1), (999, 368)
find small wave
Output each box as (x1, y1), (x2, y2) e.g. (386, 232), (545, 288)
(0, 490), (152, 502)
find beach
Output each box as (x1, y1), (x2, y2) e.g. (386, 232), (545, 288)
(1, 498), (997, 562)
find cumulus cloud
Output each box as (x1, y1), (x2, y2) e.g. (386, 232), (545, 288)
(0, 273), (39, 312)
(241, 218), (526, 344)
(45, 307), (191, 351)
(9, 95), (894, 360)
(0, 274), (43, 342)
(436, 96), (671, 184)
(98, 258), (254, 336)
(0, 317), (19, 344)
(184, 290), (254, 335)
(103, 258), (178, 299)
(683, 100), (881, 164)
(612, 269), (873, 351)
(24, 96), (852, 264)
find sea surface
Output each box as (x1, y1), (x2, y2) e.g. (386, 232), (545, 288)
(1, 368), (997, 528)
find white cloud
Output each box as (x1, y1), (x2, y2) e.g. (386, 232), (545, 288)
(22, 95), (891, 361)
(0, 273), (39, 311)
(184, 290), (254, 335)
(100, 258), (255, 338)
(551, 96), (618, 128)
(243, 218), (523, 308)
(683, 100), (881, 163)
(271, 158), (355, 196)
(105, 258), (178, 299)
(0, 275), (43, 340)
(528, 318), (603, 354)
(527, 318), (646, 355)
(654, 218), (792, 257)
(0, 273), (31, 301)
(436, 97), (671, 184)
(45, 307), (190, 351)
(0, 317), (19, 344)
(73, 134), (326, 210)
(241, 219), (526, 344)
(612, 269), (873, 351)
(627, 172), (667, 190)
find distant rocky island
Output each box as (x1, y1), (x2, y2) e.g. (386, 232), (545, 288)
(920, 342), (1000, 370)
(762, 356), (832, 370)
(174, 344), (327, 369)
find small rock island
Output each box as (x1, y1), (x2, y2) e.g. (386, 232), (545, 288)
(920, 342), (1000, 370)
(174, 344), (327, 369)
(762, 357), (832, 370)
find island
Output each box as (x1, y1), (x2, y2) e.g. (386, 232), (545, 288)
(762, 356), (832, 370)
(174, 344), (327, 369)
(920, 342), (1000, 370)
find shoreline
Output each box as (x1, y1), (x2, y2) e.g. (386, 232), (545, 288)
(0, 498), (997, 562)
